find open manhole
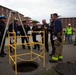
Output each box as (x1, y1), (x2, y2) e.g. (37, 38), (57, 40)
(13, 61), (38, 72)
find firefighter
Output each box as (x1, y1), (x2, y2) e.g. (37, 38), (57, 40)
(49, 13), (63, 62)
(0, 15), (7, 57)
(8, 19), (19, 53)
(41, 19), (49, 52)
(49, 20), (55, 56)
(18, 20), (30, 49)
(32, 20), (40, 50)
(64, 26), (68, 42)
(74, 28), (76, 46)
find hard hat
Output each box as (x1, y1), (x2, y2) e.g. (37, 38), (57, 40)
(68, 23), (71, 26)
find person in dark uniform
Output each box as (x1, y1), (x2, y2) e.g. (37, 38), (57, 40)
(18, 20), (30, 49)
(49, 20), (55, 56)
(8, 19), (19, 52)
(8, 20), (18, 34)
(49, 13), (63, 62)
(32, 20), (40, 50)
(41, 19), (49, 52)
(0, 15), (7, 57)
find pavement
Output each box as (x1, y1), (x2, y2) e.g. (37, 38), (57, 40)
(0, 42), (76, 75)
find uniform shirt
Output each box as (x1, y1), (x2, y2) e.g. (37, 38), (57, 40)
(53, 18), (62, 36)
(8, 23), (18, 34)
(32, 25), (39, 31)
(0, 21), (6, 36)
(19, 25), (30, 35)
(32, 25), (39, 36)
(67, 27), (73, 35)
(41, 23), (49, 34)
(49, 21), (54, 34)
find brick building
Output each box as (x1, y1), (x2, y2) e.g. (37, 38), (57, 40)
(0, 5), (24, 24)
(50, 14), (76, 28)
(60, 17), (76, 28)
(24, 17), (32, 26)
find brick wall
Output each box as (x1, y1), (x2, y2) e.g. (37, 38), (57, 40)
(60, 18), (76, 28)
(0, 5), (24, 24)
(50, 14), (76, 28)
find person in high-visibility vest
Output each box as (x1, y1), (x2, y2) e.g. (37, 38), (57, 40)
(64, 26), (68, 42)
(74, 28), (76, 46)
(67, 24), (73, 44)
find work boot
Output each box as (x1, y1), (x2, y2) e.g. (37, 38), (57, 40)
(2, 53), (7, 55)
(49, 54), (54, 56)
(58, 55), (63, 61)
(49, 56), (58, 63)
(0, 53), (5, 57)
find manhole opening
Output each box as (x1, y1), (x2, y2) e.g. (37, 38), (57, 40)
(13, 61), (38, 72)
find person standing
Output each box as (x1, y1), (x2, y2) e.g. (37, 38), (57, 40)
(41, 19), (49, 53)
(0, 15), (7, 57)
(8, 20), (18, 34)
(64, 26), (68, 42)
(67, 24), (73, 44)
(74, 28), (76, 46)
(18, 20), (30, 49)
(49, 13), (63, 62)
(8, 19), (19, 52)
(49, 20), (55, 56)
(32, 20), (40, 50)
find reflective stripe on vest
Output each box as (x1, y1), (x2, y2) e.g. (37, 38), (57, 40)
(65, 28), (68, 34)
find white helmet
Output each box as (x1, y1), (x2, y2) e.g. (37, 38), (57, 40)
(68, 23), (71, 26)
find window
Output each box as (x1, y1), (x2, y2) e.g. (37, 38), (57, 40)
(7, 14), (8, 17)
(2, 13), (4, 16)
(7, 9), (8, 13)
(2, 7), (4, 12)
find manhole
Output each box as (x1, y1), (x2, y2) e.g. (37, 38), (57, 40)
(56, 63), (76, 75)
(13, 61), (38, 72)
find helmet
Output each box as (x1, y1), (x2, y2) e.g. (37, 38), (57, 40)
(68, 23), (71, 26)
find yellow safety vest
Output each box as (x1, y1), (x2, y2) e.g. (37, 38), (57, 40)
(67, 27), (73, 35)
(64, 28), (68, 34)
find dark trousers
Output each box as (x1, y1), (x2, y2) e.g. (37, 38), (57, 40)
(0, 36), (6, 54)
(42, 33), (49, 52)
(10, 36), (17, 52)
(45, 34), (49, 52)
(74, 35), (76, 45)
(32, 34), (40, 49)
(21, 37), (30, 49)
(50, 34), (55, 55)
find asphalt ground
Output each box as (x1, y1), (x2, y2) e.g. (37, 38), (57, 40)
(0, 43), (76, 75)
